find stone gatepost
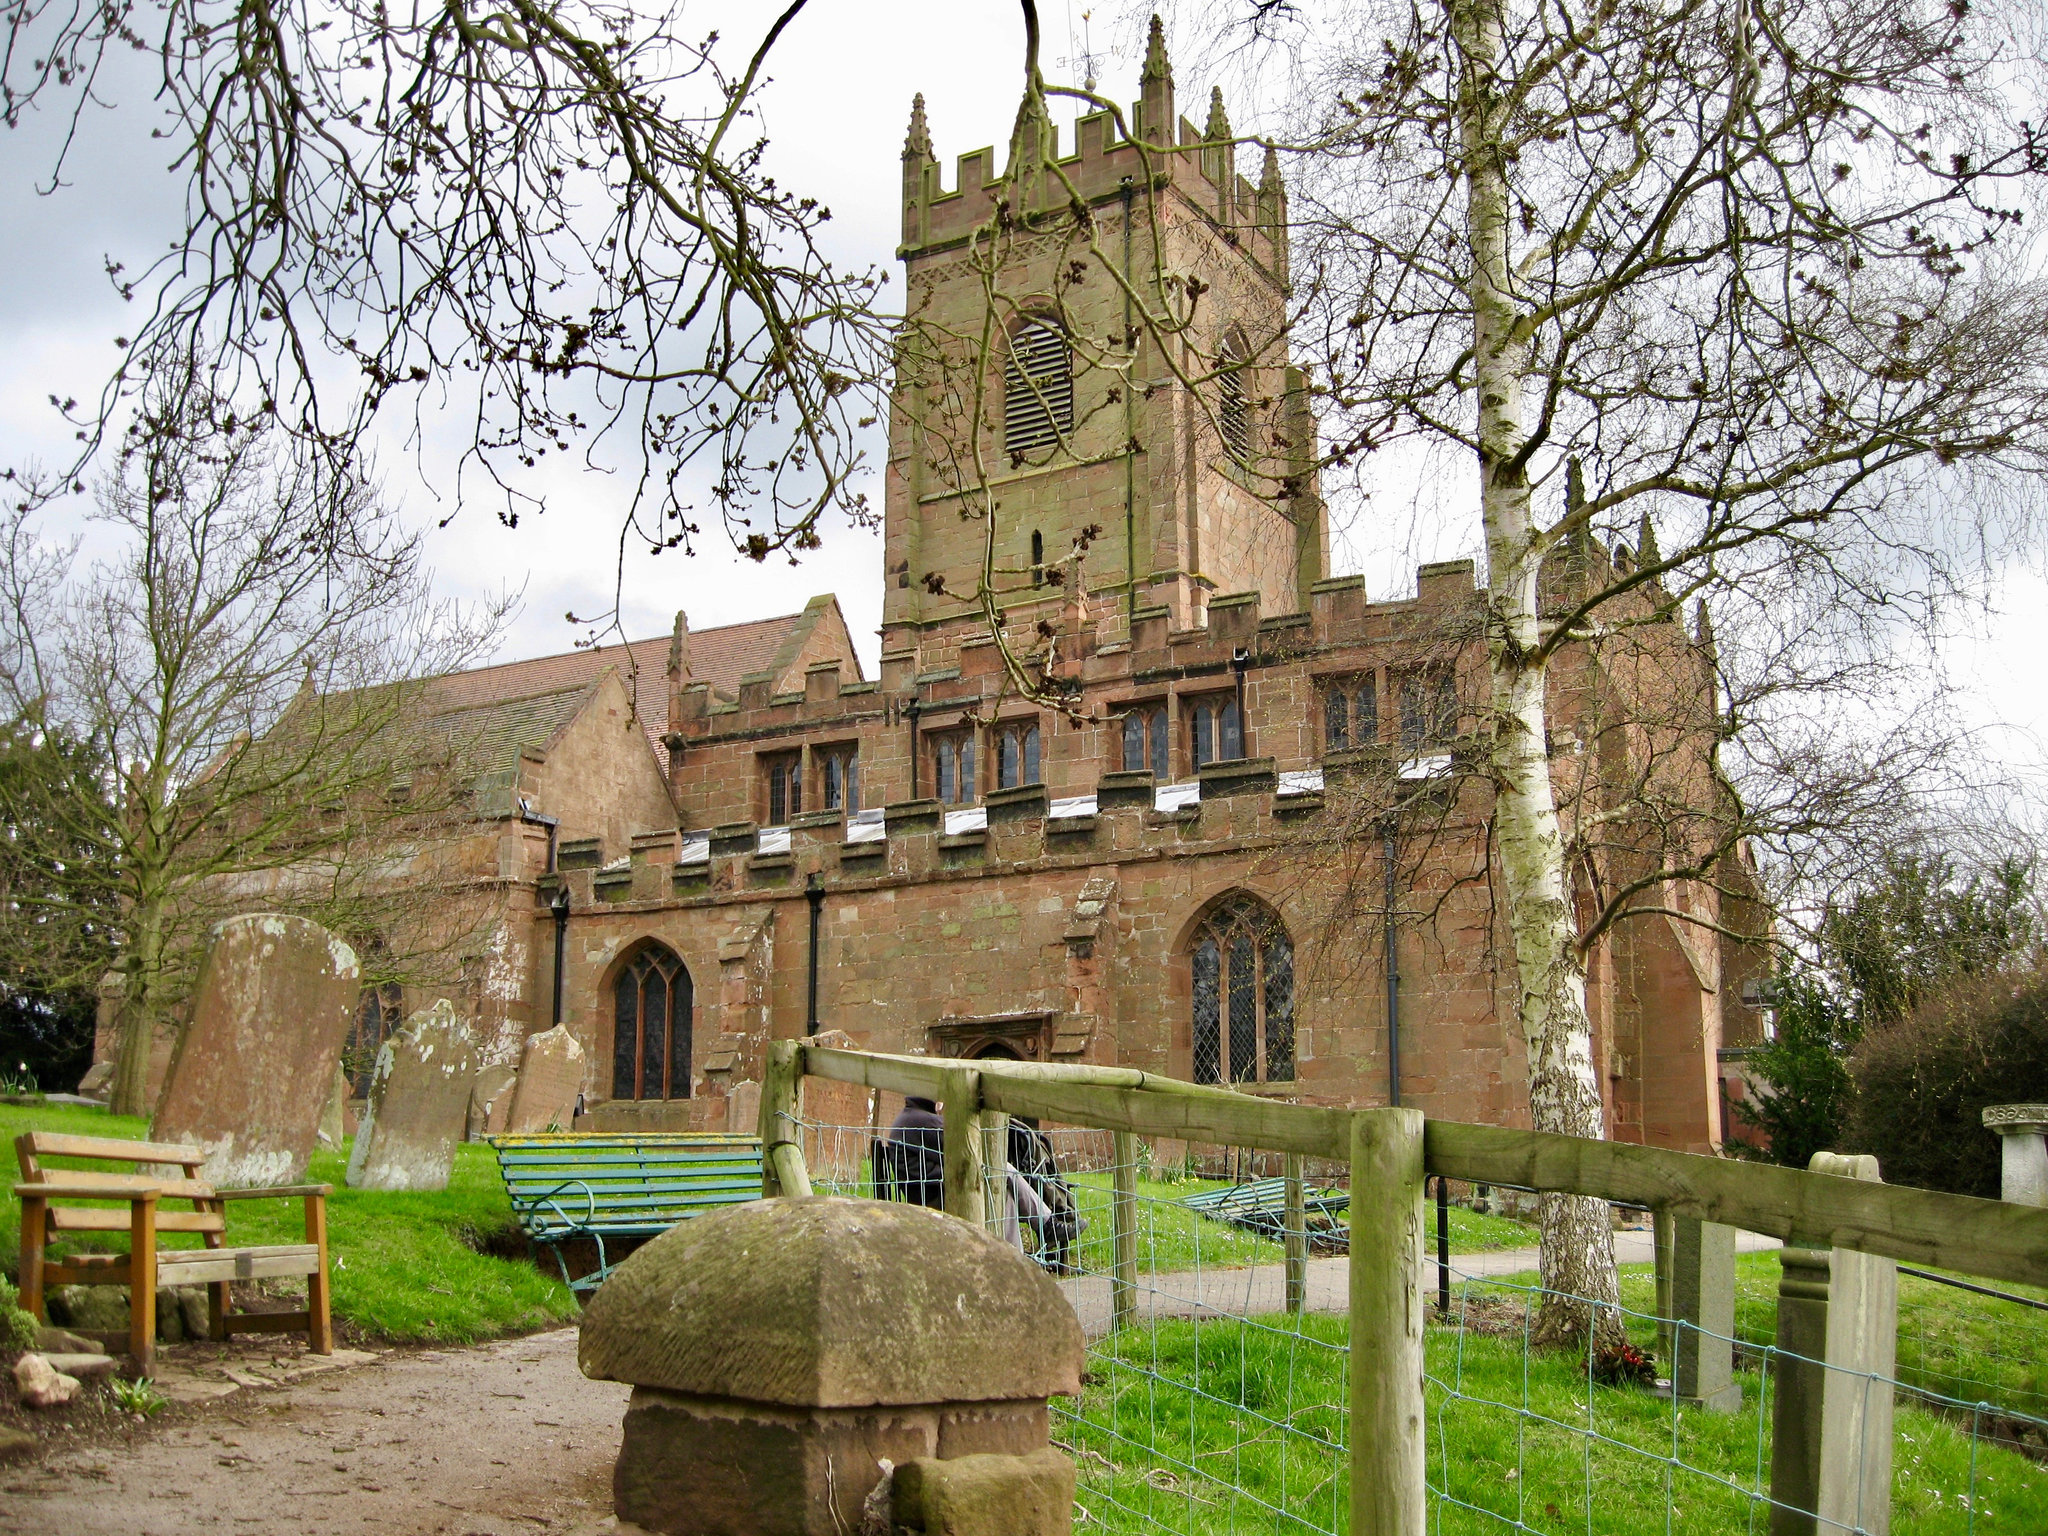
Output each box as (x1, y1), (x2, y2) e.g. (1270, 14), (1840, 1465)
(579, 1196), (1083, 1536)
(1769, 1152), (1897, 1536)
(1982, 1105), (2048, 1206)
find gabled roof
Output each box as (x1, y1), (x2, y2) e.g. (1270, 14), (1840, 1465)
(420, 597), (860, 780)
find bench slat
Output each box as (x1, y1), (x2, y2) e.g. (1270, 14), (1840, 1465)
(46, 1208), (227, 1235)
(157, 1244), (321, 1285)
(17, 1131), (208, 1169)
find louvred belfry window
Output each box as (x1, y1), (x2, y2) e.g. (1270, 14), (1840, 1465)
(1219, 349), (1252, 463)
(1003, 319), (1074, 458)
(613, 943), (693, 1101)
(1190, 896), (1294, 1085)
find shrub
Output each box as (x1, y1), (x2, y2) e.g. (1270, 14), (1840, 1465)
(1846, 961), (2048, 1196)
(0, 1274), (37, 1353)
(1731, 967), (1857, 1169)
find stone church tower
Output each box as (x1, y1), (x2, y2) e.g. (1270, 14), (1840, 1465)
(883, 16), (1327, 656)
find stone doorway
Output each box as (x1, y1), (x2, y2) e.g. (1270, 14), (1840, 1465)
(926, 1009), (1054, 1062)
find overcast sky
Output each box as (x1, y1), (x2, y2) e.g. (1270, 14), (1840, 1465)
(1, 0), (2043, 788)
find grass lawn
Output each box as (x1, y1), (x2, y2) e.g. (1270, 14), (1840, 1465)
(1, 1101), (576, 1344)
(1063, 1304), (2048, 1535)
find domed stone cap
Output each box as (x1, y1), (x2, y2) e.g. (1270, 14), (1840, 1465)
(578, 1197), (1084, 1408)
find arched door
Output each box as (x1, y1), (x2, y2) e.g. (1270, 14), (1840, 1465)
(611, 943), (693, 1100)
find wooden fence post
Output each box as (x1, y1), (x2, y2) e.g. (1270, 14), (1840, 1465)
(1284, 1153), (1308, 1314)
(1112, 1130), (1138, 1331)
(759, 1039), (811, 1198)
(1350, 1107), (1427, 1536)
(941, 1066), (987, 1230)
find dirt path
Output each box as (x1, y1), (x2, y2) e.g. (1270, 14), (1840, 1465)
(0, 1329), (628, 1536)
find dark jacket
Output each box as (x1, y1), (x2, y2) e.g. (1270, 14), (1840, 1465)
(874, 1098), (945, 1209)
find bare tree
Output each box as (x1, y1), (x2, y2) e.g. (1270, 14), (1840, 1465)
(1, 0), (891, 599)
(1245, 0), (2048, 1340)
(0, 367), (510, 1116)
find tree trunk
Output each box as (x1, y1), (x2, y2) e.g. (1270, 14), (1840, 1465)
(107, 903), (165, 1120)
(1455, 0), (1622, 1349)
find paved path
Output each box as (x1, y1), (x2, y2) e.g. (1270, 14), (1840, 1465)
(1059, 1228), (1782, 1336)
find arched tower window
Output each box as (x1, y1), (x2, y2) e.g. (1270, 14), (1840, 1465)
(1219, 336), (1253, 463)
(1004, 319), (1074, 458)
(611, 942), (693, 1101)
(1190, 895), (1293, 1085)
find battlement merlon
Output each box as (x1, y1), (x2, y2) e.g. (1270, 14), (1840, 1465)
(898, 29), (1288, 279)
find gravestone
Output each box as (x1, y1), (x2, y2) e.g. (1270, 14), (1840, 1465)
(154, 914), (360, 1186)
(1982, 1105), (2048, 1206)
(468, 1062), (520, 1140)
(1669, 1218), (1740, 1411)
(728, 1079), (762, 1141)
(346, 1000), (478, 1191)
(317, 1064), (348, 1149)
(503, 1024), (583, 1132)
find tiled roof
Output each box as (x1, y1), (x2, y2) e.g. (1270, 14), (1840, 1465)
(427, 611), (810, 722)
(422, 610), (822, 769)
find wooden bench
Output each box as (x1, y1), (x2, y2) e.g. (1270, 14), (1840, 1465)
(488, 1132), (764, 1294)
(14, 1131), (333, 1375)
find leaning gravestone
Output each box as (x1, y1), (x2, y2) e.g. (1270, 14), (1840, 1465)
(316, 1064), (349, 1149)
(503, 1024), (583, 1133)
(347, 1000), (478, 1191)
(467, 1062), (520, 1140)
(155, 915), (360, 1186)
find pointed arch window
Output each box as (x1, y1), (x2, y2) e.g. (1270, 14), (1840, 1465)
(1219, 339), (1253, 463)
(1004, 319), (1074, 458)
(1190, 896), (1293, 1085)
(612, 943), (693, 1101)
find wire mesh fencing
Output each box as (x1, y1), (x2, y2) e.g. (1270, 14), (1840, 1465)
(774, 1097), (2048, 1535)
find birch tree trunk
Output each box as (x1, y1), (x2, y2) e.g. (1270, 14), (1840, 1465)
(1455, 0), (1621, 1348)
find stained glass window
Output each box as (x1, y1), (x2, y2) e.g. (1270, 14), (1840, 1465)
(613, 944), (692, 1101)
(1189, 896), (1295, 1084)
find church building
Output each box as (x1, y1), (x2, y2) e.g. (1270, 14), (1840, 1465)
(281, 30), (1765, 1154)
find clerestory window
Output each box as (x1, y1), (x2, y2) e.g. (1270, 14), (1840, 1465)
(1324, 675), (1379, 752)
(1122, 704), (1169, 778)
(996, 721), (1042, 789)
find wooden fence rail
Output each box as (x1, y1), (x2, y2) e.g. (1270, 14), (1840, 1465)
(760, 1040), (2048, 1536)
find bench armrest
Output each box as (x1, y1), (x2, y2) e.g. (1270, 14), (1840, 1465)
(14, 1180), (163, 1202)
(216, 1184), (334, 1201)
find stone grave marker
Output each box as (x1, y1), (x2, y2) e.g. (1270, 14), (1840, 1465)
(317, 1064), (348, 1150)
(347, 1000), (478, 1191)
(503, 1024), (583, 1132)
(468, 1062), (520, 1140)
(154, 914), (360, 1186)
(1669, 1218), (1740, 1411)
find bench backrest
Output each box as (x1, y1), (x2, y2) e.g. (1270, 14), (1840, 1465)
(15, 1130), (217, 1204)
(488, 1133), (765, 1238)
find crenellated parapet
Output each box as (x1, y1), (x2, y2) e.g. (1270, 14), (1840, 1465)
(899, 18), (1287, 282)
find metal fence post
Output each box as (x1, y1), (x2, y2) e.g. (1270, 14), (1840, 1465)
(1285, 1153), (1308, 1314)
(758, 1039), (810, 1198)
(941, 1066), (987, 1230)
(1350, 1107), (1427, 1536)
(1113, 1130), (1138, 1332)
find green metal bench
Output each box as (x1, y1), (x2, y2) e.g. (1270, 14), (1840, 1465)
(487, 1132), (765, 1294)
(1182, 1176), (1352, 1253)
